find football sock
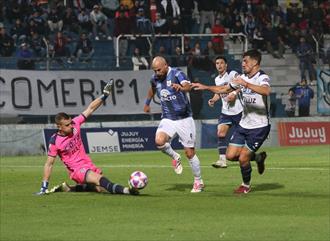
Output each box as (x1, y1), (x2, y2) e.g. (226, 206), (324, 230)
(218, 136), (227, 155)
(251, 152), (262, 162)
(240, 163), (252, 185)
(73, 184), (97, 192)
(188, 155), (201, 179)
(99, 177), (125, 194)
(158, 143), (179, 160)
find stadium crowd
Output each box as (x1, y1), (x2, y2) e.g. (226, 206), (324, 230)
(0, 0), (329, 68)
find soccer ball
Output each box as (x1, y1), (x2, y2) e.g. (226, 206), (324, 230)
(129, 171), (148, 189)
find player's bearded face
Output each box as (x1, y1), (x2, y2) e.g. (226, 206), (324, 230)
(58, 118), (73, 135)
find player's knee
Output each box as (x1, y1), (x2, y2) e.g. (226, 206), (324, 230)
(226, 152), (237, 161)
(184, 148), (195, 159)
(155, 137), (166, 147)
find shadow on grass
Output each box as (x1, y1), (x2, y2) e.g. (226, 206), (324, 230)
(253, 182), (285, 192)
(165, 183), (192, 192)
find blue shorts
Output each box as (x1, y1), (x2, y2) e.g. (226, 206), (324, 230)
(229, 124), (271, 152)
(218, 112), (242, 126)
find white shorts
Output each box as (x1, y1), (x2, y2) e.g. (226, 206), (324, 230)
(156, 117), (196, 148)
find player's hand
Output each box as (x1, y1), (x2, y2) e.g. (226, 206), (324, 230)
(144, 105), (151, 113)
(226, 92), (237, 102)
(103, 80), (114, 96)
(231, 77), (246, 89)
(191, 83), (206, 90)
(208, 99), (216, 107)
(171, 83), (182, 92)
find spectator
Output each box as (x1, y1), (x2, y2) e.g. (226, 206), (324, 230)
(177, 0), (194, 34)
(197, 0), (215, 34)
(296, 36), (316, 85)
(47, 7), (63, 32)
(0, 24), (15, 57)
(160, 0), (181, 21)
(113, 7), (132, 60)
(153, 12), (170, 55)
(54, 31), (73, 64)
(231, 19), (244, 44)
(148, 0), (163, 23)
(29, 31), (46, 57)
(135, 7), (153, 55)
(90, 4), (112, 40)
(252, 27), (265, 51)
(28, 10), (47, 35)
(75, 32), (94, 62)
(171, 46), (187, 67)
(131, 47), (149, 70)
(62, 7), (80, 34)
(262, 22), (285, 58)
(211, 18), (226, 54)
(168, 17), (182, 53)
(10, 18), (27, 44)
(284, 89), (297, 117)
(244, 13), (256, 42)
(16, 42), (35, 69)
(77, 9), (92, 33)
(294, 79), (314, 117)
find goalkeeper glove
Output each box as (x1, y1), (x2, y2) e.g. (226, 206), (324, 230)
(35, 181), (48, 195)
(103, 80), (113, 96)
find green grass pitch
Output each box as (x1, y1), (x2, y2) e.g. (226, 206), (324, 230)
(1, 145), (329, 241)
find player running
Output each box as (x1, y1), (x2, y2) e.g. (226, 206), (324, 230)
(209, 56), (243, 168)
(192, 49), (270, 194)
(143, 56), (204, 193)
(36, 80), (139, 196)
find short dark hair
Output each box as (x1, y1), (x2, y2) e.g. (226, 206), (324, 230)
(243, 49), (261, 65)
(55, 112), (70, 124)
(215, 56), (227, 63)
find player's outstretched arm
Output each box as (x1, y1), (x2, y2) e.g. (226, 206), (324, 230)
(192, 82), (231, 94)
(144, 87), (155, 113)
(82, 80), (113, 118)
(35, 156), (56, 195)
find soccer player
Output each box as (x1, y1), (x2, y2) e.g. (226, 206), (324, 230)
(143, 56), (204, 193)
(36, 81), (139, 196)
(192, 49), (270, 194)
(209, 56), (243, 168)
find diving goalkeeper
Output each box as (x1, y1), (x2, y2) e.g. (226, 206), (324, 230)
(36, 80), (138, 196)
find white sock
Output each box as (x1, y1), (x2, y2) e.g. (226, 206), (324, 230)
(158, 143), (180, 160)
(188, 155), (201, 179)
(219, 154), (226, 160)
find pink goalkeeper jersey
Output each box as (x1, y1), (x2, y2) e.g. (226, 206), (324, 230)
(48, 114), (93, 173)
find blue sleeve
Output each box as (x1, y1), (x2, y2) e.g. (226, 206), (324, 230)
(175, 70), (190, 84)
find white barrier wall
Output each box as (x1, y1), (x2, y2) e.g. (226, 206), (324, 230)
(0, 117), (328, 156)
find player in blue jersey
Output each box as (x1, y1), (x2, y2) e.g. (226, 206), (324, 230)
(143, 56), (204, 193)
(209, 56), (243, 168)
(192, 50), (270, 194)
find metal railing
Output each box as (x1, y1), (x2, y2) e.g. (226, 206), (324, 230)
(115, 33), (248, 68)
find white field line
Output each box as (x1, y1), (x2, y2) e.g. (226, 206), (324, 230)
(0, 165), (329, 171)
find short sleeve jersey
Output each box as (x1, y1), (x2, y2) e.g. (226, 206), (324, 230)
(151, 67), (192, 120)
(48, 114), (92, 172)
(239, 70), (271, 129)
(215, 70), (243, 115)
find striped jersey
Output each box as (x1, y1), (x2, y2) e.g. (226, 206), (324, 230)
(151, 67), (192, 120)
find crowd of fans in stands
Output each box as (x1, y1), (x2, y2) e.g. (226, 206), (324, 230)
(0, 0), (329, 70)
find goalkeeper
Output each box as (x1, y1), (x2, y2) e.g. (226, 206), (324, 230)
(36, 81), (138, 196)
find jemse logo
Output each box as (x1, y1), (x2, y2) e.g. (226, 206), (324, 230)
(288, 126), (326, 143)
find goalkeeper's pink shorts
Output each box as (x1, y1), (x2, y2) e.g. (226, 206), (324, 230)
(70, 163), (102, 184)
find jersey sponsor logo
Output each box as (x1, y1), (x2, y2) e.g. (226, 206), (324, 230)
(167, 80), (171, 87)
(160, 89), (177, 101)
